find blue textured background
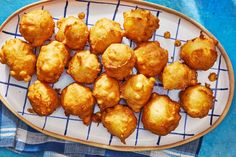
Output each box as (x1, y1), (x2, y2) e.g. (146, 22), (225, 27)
(0, 0), (235, 156)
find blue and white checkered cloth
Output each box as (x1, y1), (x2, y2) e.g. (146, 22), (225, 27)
(0, 101), (201, 157)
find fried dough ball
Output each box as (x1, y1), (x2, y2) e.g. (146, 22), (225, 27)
(142, 93), (181, 136)
(0, 39), (36, 82)
(56, 16), (89, 50)
(101, 105), (137, 144)
(121, 74), (155, 112)
(93, 74), (120, 111)
(19, 10), (54, 47)
(27, 80), (59, 116)
(179, 84), (214, 118)
(123, 9), (159, 43)
(102, 44), (136, 80)
(36, 41), (69, 83)
(67, 50), (100, 84)
(89, 18), (124, 54)
(180, 34), (218, 70)
(162, 61), (197, 90)
(134, 41), (168, 77)
(61, 83), (95, 125)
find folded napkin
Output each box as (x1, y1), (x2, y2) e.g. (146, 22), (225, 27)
(0, 102), (201, 157)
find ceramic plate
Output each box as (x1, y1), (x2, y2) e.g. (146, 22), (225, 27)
(0, 0), (234, 151)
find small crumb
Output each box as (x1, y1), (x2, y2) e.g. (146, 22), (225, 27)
(55, 88), (61, 94)
(199, 31), (206, 39)
(205, 83), (211, 88)
(92, 112), (102, 123)
(27, 108), (34, 113)
(164, 31), (171, 39)
(174, 40), (181, 47)
(78, 12), (85, 20)
(208, 72), (218, 82)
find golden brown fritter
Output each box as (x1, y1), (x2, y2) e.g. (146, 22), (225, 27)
(93, 74), (120, 111)
(179, 84), (214, 118)
(36, 41), (69, 83)
(162, 61), (197, 90)
(19, 10), (54, 47)
(0, 39), (36, 82)
(67, 50), (101, 84)
(134, 41), (168, 77)
(142, 93), (181, 136)
(27, 80), (59, 116)
(121, 74), (155, 112)
(56, 16), (89, 50)
(123, 9), (159, 43)
(102, 44), (136, 80)
(89, 18), (124, 54)
(61, 83), (95, 125)
(101, 105), (137, 144)
(180, 34), (218, 70)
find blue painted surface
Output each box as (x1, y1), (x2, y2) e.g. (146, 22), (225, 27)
(0, 0), (235, 157)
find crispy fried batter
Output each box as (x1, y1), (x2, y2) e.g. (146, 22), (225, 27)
(123, 9), (159, 43)
(101, 105), (137, 144)
(89, 18), (124, 54)
(134, 41), (168, 77)
(67, 50), (101, 84)
(121, 74), (155, 112)
(36, 41), (69, 83)
(102, 43), (136, 80)
(56, 16), (89, 50)
(142, 93), (181, 135)
(179, 84), (214, 118)
(61, 83), (95, 125)
(19, 10), (54, 47)
(180, 34), (218, 70)
(162, 61), (198, 90)
(93, 74), (120, 111)
(0, 39), (36, 82)
(27, 80), (59, 116)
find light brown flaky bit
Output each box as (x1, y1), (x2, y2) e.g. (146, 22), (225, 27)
(134, 41), (168, 77)
(67, 50), (101, 84)
(102, 43), (136, 80)
(179, 84), (214, 118)
(93, 74), (120, 111)
(78, 12), (85, 20)
(61, 83), (95, 125)
(27, 80), (59, 116)
(56, 16), (89, 50)
(123, 9), (159, 43)
(19, 10), (55, 47)
(36, 41), (69, 83)
(89, 18), (124, 54)
(101, 105), (137, 144)
(180, 33), (218, 70)
(142, 93), (181, 136)
(161, 61), (198, 90)
(121, 74), (155, 112)
(0, 39), (36, 82)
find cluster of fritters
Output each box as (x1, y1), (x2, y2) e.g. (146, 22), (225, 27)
(0, 9), (218, 144)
